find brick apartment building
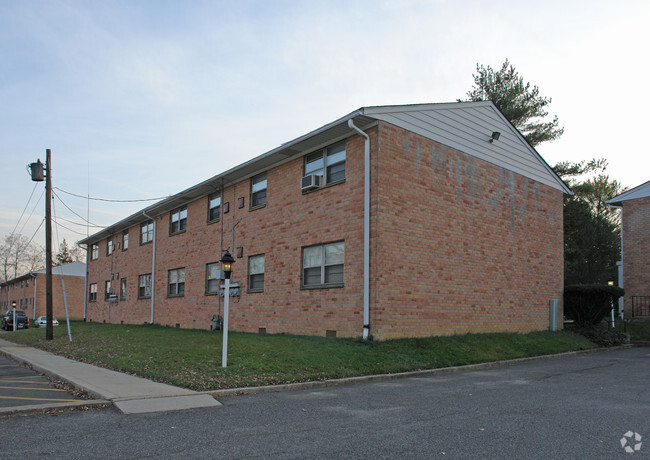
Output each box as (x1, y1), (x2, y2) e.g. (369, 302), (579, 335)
(0, 261), (86, 321)
(608, 180), (650, 318)
(80, 102), (570, 339)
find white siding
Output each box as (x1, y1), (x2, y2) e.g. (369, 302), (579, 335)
(364, 102), (568, 192)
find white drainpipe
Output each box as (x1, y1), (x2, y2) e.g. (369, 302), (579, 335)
(143, 211), (157, 324)
(348, 119), (370, 339)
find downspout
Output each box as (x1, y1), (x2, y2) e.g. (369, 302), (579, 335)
(610, 204), (624, 317)
(79, 243), (88, 321)
(143, 211), (157, 324)
(348, 119), (370, 339)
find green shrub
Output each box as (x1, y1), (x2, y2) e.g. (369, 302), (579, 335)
(578, 326), (629, 347)
(564, 284), (624, 328)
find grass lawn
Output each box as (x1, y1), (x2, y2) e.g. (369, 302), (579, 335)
(3, 321), (597, 391)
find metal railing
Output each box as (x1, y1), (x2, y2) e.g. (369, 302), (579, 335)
(630, 296), (650, 318)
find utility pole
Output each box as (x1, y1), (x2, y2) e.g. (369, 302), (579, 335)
(45, 149), (53, 340)
(29, 150), (53, 340)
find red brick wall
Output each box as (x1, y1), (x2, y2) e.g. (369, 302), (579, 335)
(622, 196), (650, 315)
(86, 132), (369, 336)
(86, 121), (565, 339)
(370, 122), (564, 338)
(2, 273), (86, 321)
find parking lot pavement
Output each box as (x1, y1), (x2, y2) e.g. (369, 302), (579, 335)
(0, 356), (85, 410)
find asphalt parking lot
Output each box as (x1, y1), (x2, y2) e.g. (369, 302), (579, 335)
(0, 355), (85, 410)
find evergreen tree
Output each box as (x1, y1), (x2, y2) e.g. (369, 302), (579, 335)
(464, 59), (564, 147)
(55, 239), (75, 266)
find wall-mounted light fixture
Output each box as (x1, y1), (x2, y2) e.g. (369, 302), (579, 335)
(489, 131), (501, 143)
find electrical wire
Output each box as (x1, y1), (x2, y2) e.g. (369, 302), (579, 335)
(55, 215), (105, 229)
(52, 190), (102, 227)
(9, 182), (39, 237)
(54, 186), (168, 203)
(52, 219), (91, 237)
(16, 189), (44, 238)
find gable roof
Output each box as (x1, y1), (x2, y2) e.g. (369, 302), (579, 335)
(79, 101), (569, 245)
(607, 180), (650, 206)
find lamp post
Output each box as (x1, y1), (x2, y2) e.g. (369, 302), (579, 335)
(11, 301), (16, 332)
(220, 251), (235, 368)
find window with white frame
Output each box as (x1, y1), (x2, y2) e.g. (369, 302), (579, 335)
(138, 274), (151, 298)
(205, 262), (220, 295)
(168, 268), (185, 297)
(248, 254), (265, 291)
(208, 193), (221, 222)
(122, 230), (129, 251)
(105, 280), (113, 300)
(304, 141), (346, 186)
(302, 241), (345, 287)
(120, 278), (127, 300)
(250, 173), (267, 208)
(91, 243), (99, 260)
(107, 239), (114, 256)
(89, 283), (97, 302)
(170, 206), (187, 235)
(141, 222), (154, 244)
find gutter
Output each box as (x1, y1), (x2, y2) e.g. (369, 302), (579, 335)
(347, 119), (371, 339)
(142, 211), (157, 324)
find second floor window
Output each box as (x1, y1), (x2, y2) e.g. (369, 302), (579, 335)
(107, 240), (114, 256)
(91, 244), (99, 260)
(305, 141), (346, 185)
(170, 206), (187, 234)
(141, 222), (154, 244)
(122, 230), (129, 251)
(251, 173), (267, 208)
(208, 193), (221, 222)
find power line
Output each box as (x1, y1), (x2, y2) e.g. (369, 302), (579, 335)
(54, 186), (168, 203)
(52, 219), (92, 237)
(52, 190), (102, 227)
(55, 215), (105, 229)
(10, 182), (39, 237)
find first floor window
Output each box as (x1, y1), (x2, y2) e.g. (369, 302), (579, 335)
(89, 283), (97, 302)
(206, 262), (220, 294)
(141, 221), (154, 244)
(138, 274), (151, 298)
(168, 268), (185, 297)
(251, 173), (267, 208)
(248, 254), (265, 291)
(302, 241), (345, 287)
(120, 278), (127, 300)
(105, 280), (112, 300)
(170, 206), (187, 234)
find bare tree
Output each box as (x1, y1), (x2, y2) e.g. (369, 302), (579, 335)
(0, 234), (45, 282)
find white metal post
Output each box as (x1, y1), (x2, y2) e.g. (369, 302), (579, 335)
(221, 277), (230, 368)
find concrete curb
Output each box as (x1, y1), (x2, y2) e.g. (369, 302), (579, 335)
(203, 344), (635, 398)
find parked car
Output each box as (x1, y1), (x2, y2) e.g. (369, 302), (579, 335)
(35, 316), (59, 327)
(2, 310), (29, 330)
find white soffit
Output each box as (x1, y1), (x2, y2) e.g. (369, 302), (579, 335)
(363, 102), (569, 193)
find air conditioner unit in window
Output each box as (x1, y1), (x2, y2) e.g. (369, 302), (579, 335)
(301, 174), (322, 191)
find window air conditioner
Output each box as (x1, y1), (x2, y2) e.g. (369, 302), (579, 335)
(301, 174), (322, 191)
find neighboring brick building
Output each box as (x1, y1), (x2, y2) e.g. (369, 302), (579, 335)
(0, 262), (86, 321)
(608, 181), (650, 318)
(80, 102), (570, 339)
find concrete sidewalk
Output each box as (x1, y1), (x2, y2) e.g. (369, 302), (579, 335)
(0, 338), (221, 414)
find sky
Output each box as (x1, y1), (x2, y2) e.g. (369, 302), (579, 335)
(1, 0), (649, 255)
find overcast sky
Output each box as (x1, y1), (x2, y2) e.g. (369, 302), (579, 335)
(1, 0), (649, 254)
